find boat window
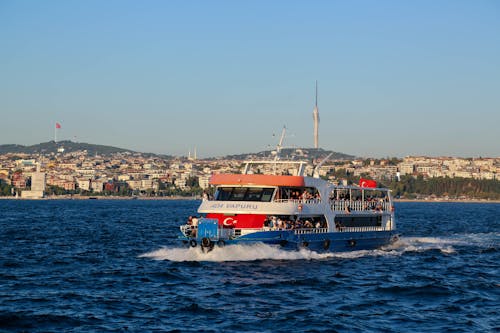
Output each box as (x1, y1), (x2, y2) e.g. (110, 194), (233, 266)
(215, 187), (275, 202)
(246, 187), (264, 201)
(263, 214), (328, 229)
(232, 187), (247, 201)
(335, 215), (382, 227)
(277, 186), (320, 200)
(261, 188), (275, 202)
(217, 187), (233, 201)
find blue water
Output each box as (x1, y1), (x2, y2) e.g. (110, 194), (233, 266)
(0, 200), (498, 332)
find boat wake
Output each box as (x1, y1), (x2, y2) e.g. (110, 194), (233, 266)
(382, 232), (498, 255)
(140, 243), (333, 262)
(140, 233), (498, 262)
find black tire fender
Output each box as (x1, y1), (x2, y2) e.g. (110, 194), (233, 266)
(201, 237), (212, 248)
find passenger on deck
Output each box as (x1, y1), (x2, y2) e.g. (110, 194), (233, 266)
(191, 216), (198, 237)
(304, 220), (313, 228)
(345, 205), (351, 214)
(285, 220), (291, 229)
(270, 216), (277, 230)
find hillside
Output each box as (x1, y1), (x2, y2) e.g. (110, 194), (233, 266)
(0, 141), (135, 156)
(0, 141), (351, 160)
(224, 147), (355, 160)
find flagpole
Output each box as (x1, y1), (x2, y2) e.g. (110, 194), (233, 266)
(54, 123), (57, 143)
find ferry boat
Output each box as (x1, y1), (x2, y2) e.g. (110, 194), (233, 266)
(180, 158), (398, 253)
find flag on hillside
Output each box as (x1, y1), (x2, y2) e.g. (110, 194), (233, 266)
(359, 178), (377, 188)
(56, 122), (61, 129)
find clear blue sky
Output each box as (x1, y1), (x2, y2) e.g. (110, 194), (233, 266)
(1, 0), (499, 158)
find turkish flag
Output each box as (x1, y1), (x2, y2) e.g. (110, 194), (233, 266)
(56, 122), (61, 129)
(359, 178), (377, 188)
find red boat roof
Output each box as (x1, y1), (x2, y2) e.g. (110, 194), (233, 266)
(210, 174), (305, 187)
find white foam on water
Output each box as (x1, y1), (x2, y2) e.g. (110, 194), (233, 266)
(384, 236), (460, 254)
(384, 232), (499, 255)
(140, 243), (335, 262)
(140, 242), (412, 262)
(140, 233), (498, 262)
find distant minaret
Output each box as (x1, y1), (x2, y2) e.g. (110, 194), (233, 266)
(312, 81), (320, 149)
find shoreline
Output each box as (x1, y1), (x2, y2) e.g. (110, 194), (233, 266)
(0, 196), (498, 203)
(394, 198), (500, 204)
(0, 195), (200, 201)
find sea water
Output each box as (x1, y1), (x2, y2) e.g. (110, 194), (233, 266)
(0, 200), (498, 332)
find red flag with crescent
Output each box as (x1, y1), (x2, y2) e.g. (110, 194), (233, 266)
(359, 178), (377, 188)
(56, 122), (61, 129)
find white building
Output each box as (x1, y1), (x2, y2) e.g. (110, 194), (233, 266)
(21, 164), (46, 199)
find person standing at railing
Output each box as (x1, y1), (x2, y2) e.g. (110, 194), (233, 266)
(191, 216), (199, 237)
(270, 216), (277, 230)
(276, 218), (284, 229)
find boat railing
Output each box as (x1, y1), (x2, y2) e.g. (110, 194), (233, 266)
(330, 200), (391, 212)
(337, 226), (387, 232)
(273, 198), (322, 204)
(293, 228), (328, 235)
(201, 198), (322, 204)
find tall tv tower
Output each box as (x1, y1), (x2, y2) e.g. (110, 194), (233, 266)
(312, 81), (320, 149)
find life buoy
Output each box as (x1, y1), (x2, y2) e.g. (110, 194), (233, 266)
(298, 203), (303, 212)
(189, 239), (197, 248)
(323, 239), (331, 250)
(216, 239), (225, 247)
(201, 237), (212, 248)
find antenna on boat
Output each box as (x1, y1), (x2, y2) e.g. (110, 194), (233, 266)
(313, 152), (333, 178)
(272, 126), (286, 174)
(312, 80), (320, 149)
(276, 126), (286, 158)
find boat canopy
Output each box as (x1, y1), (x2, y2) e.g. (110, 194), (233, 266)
(210, 174), (305, 187)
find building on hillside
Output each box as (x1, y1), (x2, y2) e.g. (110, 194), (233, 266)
(91, 179), (105, 193)
(21, 164), (46, 199)
(77, 178), (92, 191)
(198, 174), (211, 189)
(12, 172), (26, 189)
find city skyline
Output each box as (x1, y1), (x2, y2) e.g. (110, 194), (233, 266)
(1, 1), (499, 158)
